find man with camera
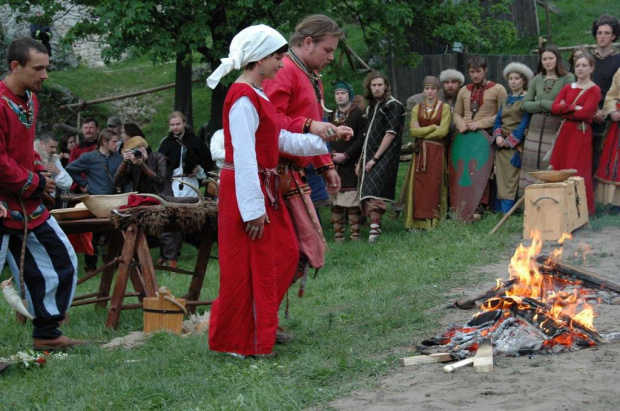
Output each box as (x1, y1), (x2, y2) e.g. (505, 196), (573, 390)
(114, 136), (170, 196)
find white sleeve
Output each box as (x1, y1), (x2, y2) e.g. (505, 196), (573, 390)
(54, 158), (73, 191)
(209, 129), (225, 162)
(229, 97), (265, 222)
(278, 130), (329, 156)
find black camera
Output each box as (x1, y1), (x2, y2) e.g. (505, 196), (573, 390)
(131, 148), (143, 158)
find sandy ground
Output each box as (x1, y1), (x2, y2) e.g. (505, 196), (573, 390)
(330, 225), (620, 411)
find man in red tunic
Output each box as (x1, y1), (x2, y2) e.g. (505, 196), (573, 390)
(0, 37), (85, 350)
(263, 14), (352, 296)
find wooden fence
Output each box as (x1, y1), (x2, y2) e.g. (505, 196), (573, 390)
(388, 53), (540, 103)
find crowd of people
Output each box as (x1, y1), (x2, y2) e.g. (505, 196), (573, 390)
(1, 12), (619, 358)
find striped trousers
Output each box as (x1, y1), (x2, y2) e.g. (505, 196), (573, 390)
(0, 217), (77, 338)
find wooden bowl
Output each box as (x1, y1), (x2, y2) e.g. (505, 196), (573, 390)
(528, 169), (578, 183)
(81, 192), (136, 218)
(51, 208), (95, 221)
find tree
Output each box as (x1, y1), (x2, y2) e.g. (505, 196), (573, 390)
(10, 0), (321, 131)
(9, 0), (517, 131)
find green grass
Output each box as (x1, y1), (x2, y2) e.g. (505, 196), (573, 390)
(539, 0), (617, 49)
(2, 161), (618, 408)
(46, 54), (211, 146)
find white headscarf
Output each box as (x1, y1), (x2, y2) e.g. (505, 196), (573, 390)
(206, 24), (287, 89)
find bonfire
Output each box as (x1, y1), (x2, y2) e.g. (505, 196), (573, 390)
(418, 230), (619, 360)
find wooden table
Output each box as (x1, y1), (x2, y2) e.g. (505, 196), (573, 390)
(57, 217), (216, 329)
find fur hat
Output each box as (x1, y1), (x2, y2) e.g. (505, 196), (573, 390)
(503, 62), (534, 83)
(439, 69), (465, 85)
(124, 136), (149, 151)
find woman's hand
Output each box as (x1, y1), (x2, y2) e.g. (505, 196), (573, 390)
(0, 203), (7, 218)
(245, 213), (270, 240)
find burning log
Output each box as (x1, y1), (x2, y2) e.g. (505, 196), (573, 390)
(536, 255), (620, 294)
(453, 279), (517, 309)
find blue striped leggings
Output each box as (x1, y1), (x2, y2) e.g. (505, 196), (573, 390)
(0, 217), (77, 338)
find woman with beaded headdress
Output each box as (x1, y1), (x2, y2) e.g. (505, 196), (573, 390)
(206, 25), (332, 358)
(521, 46), (575, 193)
(403, 76), (451, 230)
(492, 63), (533, 212)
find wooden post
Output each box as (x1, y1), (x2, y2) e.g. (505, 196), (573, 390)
(543, 0), (552, 44)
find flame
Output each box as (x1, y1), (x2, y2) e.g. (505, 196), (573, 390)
(482, 229), (598, 335)
(558, 233), (572, 244)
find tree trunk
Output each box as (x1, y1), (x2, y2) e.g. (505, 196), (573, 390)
(175, 48), (193, 129)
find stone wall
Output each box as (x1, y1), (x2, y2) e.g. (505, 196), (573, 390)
(0, 3), (106, 70)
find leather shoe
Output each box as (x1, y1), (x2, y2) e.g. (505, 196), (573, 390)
(33, 335), (89, 351)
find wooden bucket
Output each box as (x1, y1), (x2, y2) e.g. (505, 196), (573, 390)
(143, 289), (187, 334)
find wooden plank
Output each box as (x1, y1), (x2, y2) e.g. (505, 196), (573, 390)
(473, 338), (494, 373)
(400, 353), (453, 367)
(535, 0), (560, 14)
(443, 357), (474, 373)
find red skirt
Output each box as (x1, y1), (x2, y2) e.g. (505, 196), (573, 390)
(208, 169), (299, 356)
(595, 122), (620, 183)
(550, 121), (595, 214)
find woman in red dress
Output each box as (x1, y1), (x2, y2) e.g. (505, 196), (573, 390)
(550, 51), (601, 214)
(206, 25), (330, 358)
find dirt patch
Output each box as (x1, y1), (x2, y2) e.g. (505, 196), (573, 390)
(330, 225), (620, 411)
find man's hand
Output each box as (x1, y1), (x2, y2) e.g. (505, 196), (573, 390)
(44, 175), (56, 194)
(334, 126), (354, 141)
(365, 158), (376, 173)
(0, 203), (7, 218)
(324, 169), (341, 194)
(611, 111), (620, 122)
(457, 123), (468, 133)
(79, 185), (88, 194)
(495, 136), (506, 148)
(187, 165), (200, 178)
(331, 152), (346, 164)
(46, 163), (60, 175)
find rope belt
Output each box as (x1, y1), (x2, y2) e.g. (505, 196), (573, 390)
(223, 161), (280, 210)
(414, 139), (444, 173)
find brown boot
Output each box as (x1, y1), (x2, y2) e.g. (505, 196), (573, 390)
(331, 206), (345, 242)
(33, 335), (89, 351)
(348, 207), (361, 241)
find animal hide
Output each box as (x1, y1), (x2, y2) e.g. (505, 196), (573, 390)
(109, 200), (217, 236)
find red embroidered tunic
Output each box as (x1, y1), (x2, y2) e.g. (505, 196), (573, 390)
(0, 81), (48, 230)
(263, 57), (333, 173)
(208, 84), (299, 356)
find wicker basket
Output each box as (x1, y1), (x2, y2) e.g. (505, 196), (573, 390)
(81, 192), (136, 218)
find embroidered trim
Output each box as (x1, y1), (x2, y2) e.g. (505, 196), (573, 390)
(19, 172), (34, 195)
(1, 90), (33, 129)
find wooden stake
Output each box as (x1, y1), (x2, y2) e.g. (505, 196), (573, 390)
(473, 338), (494, 373)
(489, 196), (525, 235)
(400, 353), (453, 367)
(443, 357), (474, 373)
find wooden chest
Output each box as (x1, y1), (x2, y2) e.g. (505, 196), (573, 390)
(523, 177), (589, 241)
